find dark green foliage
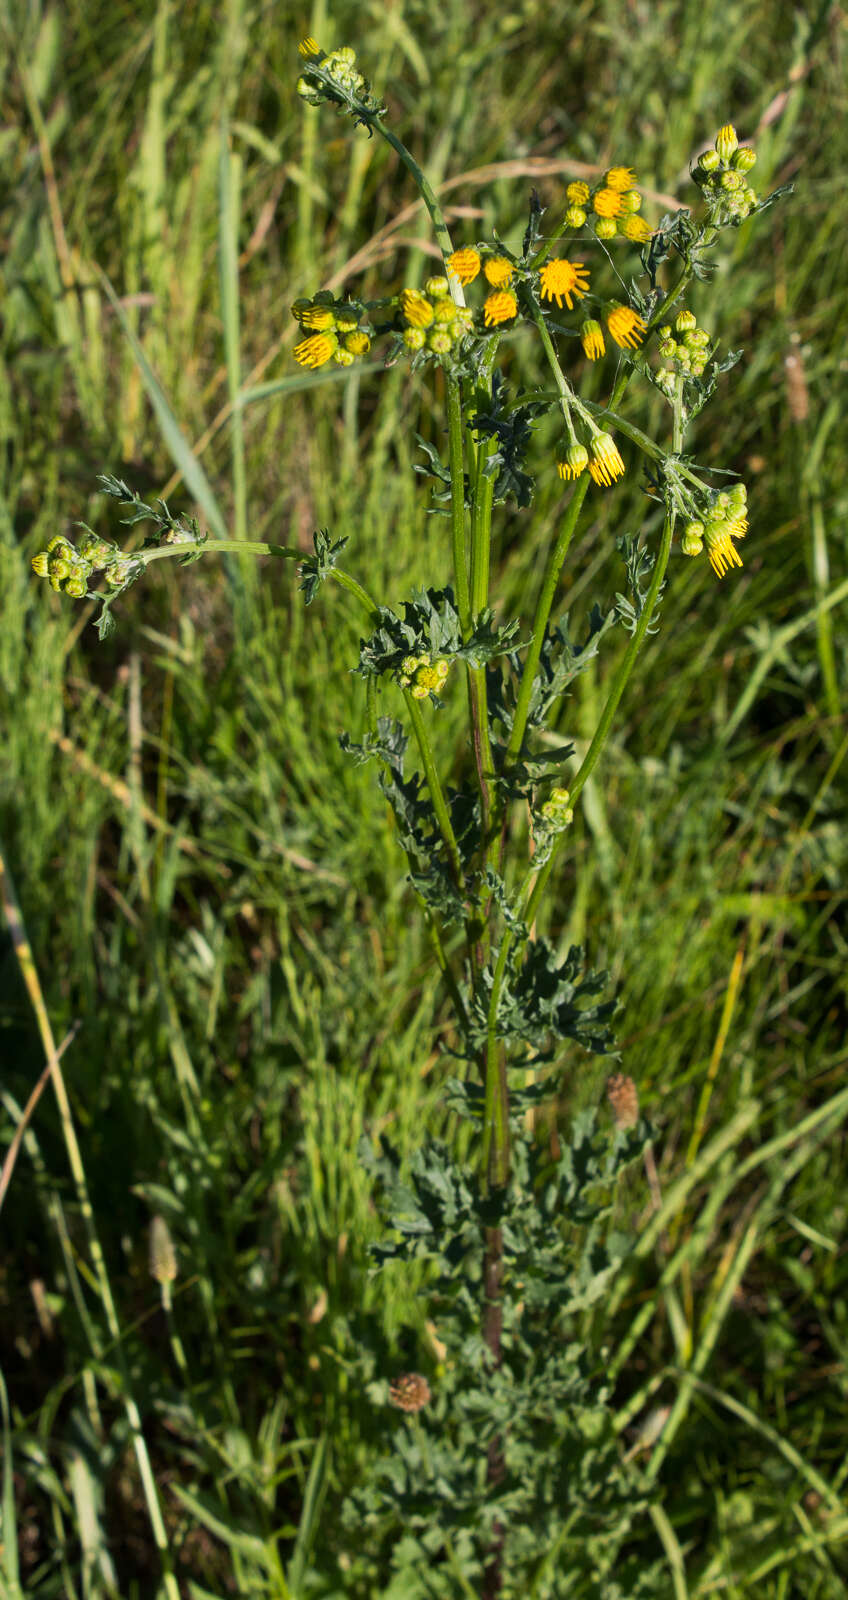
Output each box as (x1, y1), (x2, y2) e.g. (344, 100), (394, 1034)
(471, 373), (548, 507)
(355, 586), (520, 680)
(299, 527), (350, 605)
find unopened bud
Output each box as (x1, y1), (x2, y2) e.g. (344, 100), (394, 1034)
(564, 205), (587, 230)
(681, 520), (704, 555)
(715, 124), (739, 164)
(594, 217), (617, 240)
(732, 146), (757, 173)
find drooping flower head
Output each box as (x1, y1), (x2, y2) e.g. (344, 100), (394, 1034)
(580, 320), (605, 359)
(588, 432), (625, 487)
(556, 443), (589, 481)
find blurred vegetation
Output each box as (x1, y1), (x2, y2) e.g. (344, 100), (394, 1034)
(1, 0), (847, 1593)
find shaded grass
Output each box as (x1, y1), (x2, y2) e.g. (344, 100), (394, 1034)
(1, 0), (847, 1592)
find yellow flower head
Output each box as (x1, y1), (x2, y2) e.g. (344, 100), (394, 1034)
(298, 36), (321, 57)
(483, 290), (518, 327)
(592, 187), (623, 219)
(299, 306), (336, 331)
(556, 443), (589, 480)
(484, 255), (514, 287)
(400, 288), (434, 328)
(606, 303), (647, 349)
(32, 551), (50, 576)
(715, 124), (739, 164)
(580, 319), (605, 359)
(605, 166), (637, 192)
(588, 432), (625, 487)
(620, 214), (653, 244)
(333, 347), (355, 367)
(705, 523), (744, 578)
(538, 259), (590, 310)
(293, 332), (338, 368)
(447, 247), (481, 285)
(566, 181), (590, 206)
(345, 330), (371, 354)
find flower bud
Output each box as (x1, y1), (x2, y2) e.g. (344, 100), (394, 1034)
(720, 169), (744, 192)
(78, 533), (115, 568)
(697, 149), (721, 174)
(296, 76), (322, 105)
(403, 327), (427, 351)
(64, 575), (88, 599)
(345, 330), (371, 355)
(427, 328), (454, 354)
(618, 189), (642, 214)
(556, 442), (589, 480)
(566, 181), (590, 206)
(433, 298), (457, 325)
(580, 320), (605, 360)
(483, 255), (514, 287)
(594, 217), (617, 240)
(424, 275), (449, 299)
(564, 205), (587, 229)
(658, 338), (677, 359)
(732, 146), (757, 172)
(334, 306), (359, 332)
(681, 520), (704, 555)
(333, 347), (355, 366)
(32, 552), (50, 576)
(675, 308), (697, 332)
(715, 124), (739, 163)
(620, 214), (652, 244)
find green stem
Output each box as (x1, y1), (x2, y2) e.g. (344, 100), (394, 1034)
(371, 119), (461, 295)
(523, 511), (674, 929)
(503, 479), (589, 774)
(404, 690), (463, 887)
(446, 374), (471, 633)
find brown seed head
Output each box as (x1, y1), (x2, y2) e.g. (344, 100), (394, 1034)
(606, 1073), (639, 1130)
(388, 1373), (431, 1413)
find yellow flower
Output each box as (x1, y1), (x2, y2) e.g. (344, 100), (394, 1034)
(592, 187), (623, 219)
(605, 166), (637, 192)
(538, 259), (590, 310)
(588, 432), (625, 487)
(606, 303), (647, 349)
(345, 330), (371, 354)
(566, 181), (590, 205)
(298, 36), (321, 57)
(483, 290), (518, 326)
(299, 306), (336, 330)
(705, 524), (743, 578)
(715, 124), (739, 163)
(447, 248), (481, 285)
(32, 551), (50, 576)
(620, 215), (653, 244)
(400, 289), (434, 328)
(484, 255), (514, 287)
(580, 320), (605, 359)
(293, 332), (338, 368)
(556, 443), (589, 480)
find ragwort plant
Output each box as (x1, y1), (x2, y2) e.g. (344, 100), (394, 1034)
(34, 40), (792, 1599)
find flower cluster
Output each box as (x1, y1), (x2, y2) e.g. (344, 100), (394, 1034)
(693, 125), (758, 224)
(681, 480), (748, 578)
(557, 431), (626, 490)
(31, 531), (131, 599)
(540, 786), (573, 827)
(398, 652), (450, 699)
(292, 294), (372, 370)
(653, 306), (713, 393)
(397, 276), (475, 355)
(564, 167), (653, 245)
(295, 40), (382, 117)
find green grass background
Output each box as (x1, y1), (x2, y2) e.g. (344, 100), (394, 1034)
(1, 0), (847, 1593)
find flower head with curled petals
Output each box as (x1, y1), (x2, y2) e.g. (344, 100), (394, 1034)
(538, 259), (590, 310)
(483, 289), (518, 326)
(588, 432), (625, 487)
(447, 247), (481, 285)
(580, 320), (605, 359)
(620, 214), (653, 244)
(566, 181), (590, 206)
(705, 524), (744, 578)
(605, 166), (637, 192)
(556, 443), (589, 481)
(592, 187), (623, 219)
(294, 332), (338, 368)
(483, 255), (514, 287)
(606, 303), (647, 349)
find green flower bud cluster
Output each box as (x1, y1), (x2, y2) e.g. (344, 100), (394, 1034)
(540, 786), (573, 827)
(398, 652), (450, 699)
(399, 283), (474, 360)
(292, 294), (372, 369)
(653, 306), (713, 392)
(693, 125), (758, 224)
(31, 530), (143, 599)
(295, 42), (382, 118)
